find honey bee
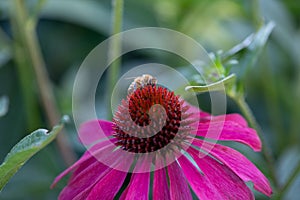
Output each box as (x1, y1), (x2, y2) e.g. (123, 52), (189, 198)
(128, 74), (157, 94)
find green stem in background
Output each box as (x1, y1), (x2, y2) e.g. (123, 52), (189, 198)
(107, 0), (124, 119)
(277, 160), (300, 199)
(231, 94), (280, 189)
(12, 0), (76, 166)
(10, 1), (40, 130)
(251, 0), (263, 30)
(261, 51), (286, 151)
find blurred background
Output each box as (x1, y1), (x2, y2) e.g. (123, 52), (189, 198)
(0, 0), (300, 199)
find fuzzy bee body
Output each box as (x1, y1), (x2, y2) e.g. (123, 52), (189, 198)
(128, 74), (157, 94)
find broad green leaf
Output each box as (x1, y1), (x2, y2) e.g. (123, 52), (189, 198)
(0, 96), (9, 117)
(185, 73), (236, 93)
(0, 122), (64, 192)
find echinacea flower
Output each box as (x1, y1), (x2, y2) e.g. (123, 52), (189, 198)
(52, 74), (272, 200)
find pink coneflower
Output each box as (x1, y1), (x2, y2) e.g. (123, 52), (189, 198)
(52, 74), (272, 200)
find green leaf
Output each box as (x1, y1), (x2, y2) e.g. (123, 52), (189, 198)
(0, 96), (9, 117)
(185, 73), (236, 93)
(221, 22), (275, 77)
(0, 123), (64, 192)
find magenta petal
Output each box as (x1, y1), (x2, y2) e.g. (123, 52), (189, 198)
(58, 158), (111, 200)
(58, 142), (118, 200)
(86, 169), (128, 200)
(85, 155), (133, 200)
(120, 156), (151, 200)
(70, 141), (113, 179)
(154, 168), (171, 200)
(184, 102), (210, 116)
(120, 172), (150, 200)
(224, 114), (248, 127)
(67, 158), (110, 187)
(51, 139), (114, 188)
(194, 114), (261, 151)
(167, 161), (193, 200)
(56, 139), (130, 200)
(51, 148), (95, 188)
(132, 154), (155, 173)
(51, 155), (89, 188)
(186, 103), (260, 151)
(193, 139), (272, 196)
(79, 120), (114, 146)
(187, 148), (254, 200)
(188, 104), (248, 127)
(178, 154), (223, 199)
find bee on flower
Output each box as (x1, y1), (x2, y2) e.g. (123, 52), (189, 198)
(127, 74), (157, 94)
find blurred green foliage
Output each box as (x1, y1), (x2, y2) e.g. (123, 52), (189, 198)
(0, 0), (300, 199)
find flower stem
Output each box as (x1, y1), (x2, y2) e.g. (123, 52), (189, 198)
(12, 0), (76, 166)
(251, 0), (263, 30)
(234, 96), (280, 189)
(107, 0), (124, 119)
(10, 1), (40, 130)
